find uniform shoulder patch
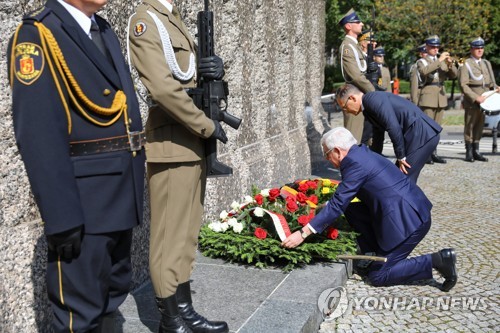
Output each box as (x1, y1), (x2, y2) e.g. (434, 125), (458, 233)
(13, 42), (44, 85)
(344, 48), (350, 55)
(134, 21), (147, 37)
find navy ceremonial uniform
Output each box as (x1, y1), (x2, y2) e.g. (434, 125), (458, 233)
(362, 92), (442, 183)
(7, 0), (145, 331)
(309, 145), (433, 286)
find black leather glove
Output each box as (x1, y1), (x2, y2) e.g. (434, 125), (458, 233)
(47, 226), (83, 261)
(210, 120), (228, 144)
(198, 55), (225, 80)
(367, 61), (378, 73)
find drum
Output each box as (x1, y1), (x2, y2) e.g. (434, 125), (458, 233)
(480, 91), (500, 116)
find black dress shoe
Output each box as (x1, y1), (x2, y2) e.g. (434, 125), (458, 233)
(438, 248), (457, 292)
(425, 158), (434, 165)
(431, 154), (447, 164)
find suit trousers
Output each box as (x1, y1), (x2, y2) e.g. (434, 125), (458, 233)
(367, 220), (433, 286)
(463, 104), (485, 143)
(147, 161), (206, 297)
(343, 110), (364, 144)
(46, 230), (133, 333)
(405, 134), (440, 183)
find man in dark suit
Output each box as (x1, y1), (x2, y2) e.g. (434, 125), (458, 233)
(282, 127), (457, 292)
(8, 0), (145, 331)
(335, 84), (442, 183)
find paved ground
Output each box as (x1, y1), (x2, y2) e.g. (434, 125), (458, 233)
(318, 117), (499, 332)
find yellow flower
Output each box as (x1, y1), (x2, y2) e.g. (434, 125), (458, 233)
(322, 179), (332, 187)
(321, 187), (331, 194)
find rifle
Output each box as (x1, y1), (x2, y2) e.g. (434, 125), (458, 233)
(365, 7), (382, 90)
(197, 0), (242, 177)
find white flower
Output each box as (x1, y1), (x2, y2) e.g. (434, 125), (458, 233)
(219, 210), (229, 220)
(227, 218), (238, 227)
(253, 207), (265, 217)
(208, 222), (223, 233)
(230, 201), (240, 211)
(260, 189), (270, 197)
(220, 222), (229, 232)
(232, 222), (244, 234)
(243, 195), (254, 204)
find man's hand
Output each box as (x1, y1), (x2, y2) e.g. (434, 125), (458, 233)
(367, 61), (378, 73)
(281, 230), (305, 249)
(210, 120), (228, 143)
(198, 55), (224, 80)
(47, 226), (83, 261)
(398, 158), (411, 175)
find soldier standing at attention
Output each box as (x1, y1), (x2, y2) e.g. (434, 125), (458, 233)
(338, 8), (376, 144)
(410, 44), (428, 105)
(128, 0), (229, 332)
(373, 46), (391, 92)
(417, 35), (457, 164)
(8, 0), (146, 331)
(459, 37), (499, 162)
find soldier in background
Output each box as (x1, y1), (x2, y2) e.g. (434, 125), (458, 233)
(373, 46), (391, 91)
(358, 30), (377, 57)
(417, 35), (457, 164)
(409, 44), (428, 105)
(338, 8), (377, 144)
(459, 37), (499, 162)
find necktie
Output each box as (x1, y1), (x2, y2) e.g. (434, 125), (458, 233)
(90, 20), (108, 57)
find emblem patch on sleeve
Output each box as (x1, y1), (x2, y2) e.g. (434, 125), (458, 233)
(134, 22), (147, 37)
(344, 49), (349, 55)
(14, 43), (44, 85)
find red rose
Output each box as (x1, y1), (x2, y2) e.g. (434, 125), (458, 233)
(269, 188), (280, 201)
(327, 228), (339, 240)
(286, 197), (298, 212)
(296, 192), (308, 204)
(297, 215), (310, 226)
(308, 195), (318, 205)
(298, 183), (309, 193)
(254, 194), (264, 205)
(254, 227), (267, 239)
(306, 181), (318, 190)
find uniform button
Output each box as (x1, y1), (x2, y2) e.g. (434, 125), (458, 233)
(103, 89), (111, 96)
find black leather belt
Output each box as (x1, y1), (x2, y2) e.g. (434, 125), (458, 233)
(69, 132), (146, 156)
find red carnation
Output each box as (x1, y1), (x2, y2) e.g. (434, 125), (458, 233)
(286, 197), (298, 212)
(298, 183), (309, 193)
(308, 195), (318, 205)
(306, 181), (318, 190)
(254, 227), (267, 239)
(254, 194), (264, 205)
(269, 188), (280, 201)
(296, 192), (308, 204)
(327, 228), (339, 240)
(297, 215), (310, 226)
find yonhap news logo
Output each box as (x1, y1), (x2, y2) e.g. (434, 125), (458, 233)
(318, 287), (489, 321)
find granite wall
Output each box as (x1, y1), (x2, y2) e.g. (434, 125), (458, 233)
(0, 0), (327, 331)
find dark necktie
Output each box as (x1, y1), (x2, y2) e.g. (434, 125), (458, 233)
(90, 20), (108, 58)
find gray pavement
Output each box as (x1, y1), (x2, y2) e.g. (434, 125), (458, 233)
(115, 110), (499, 333)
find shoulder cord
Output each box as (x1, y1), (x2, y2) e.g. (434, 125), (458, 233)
(340, 43), (367, 81)
(465, 61), (484, 86)
(10, 22), (129, 135)
(417, 58), (436, 84)
(146, 10), (196, 82)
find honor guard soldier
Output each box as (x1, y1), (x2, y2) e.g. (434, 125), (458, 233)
(128, 0), (229, 332)
(459, 37), (499, 162)
(373, 47), (391, 91)
(358, 30), (377, 56)
(417, 35), (457, 164)
(409, 44), (428, 105)
(7, 0), (145, 332)
(338, 9), (377, 144)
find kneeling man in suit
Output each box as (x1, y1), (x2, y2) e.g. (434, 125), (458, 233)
(282, 127), (457, 292)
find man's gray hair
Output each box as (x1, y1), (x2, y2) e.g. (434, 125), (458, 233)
(321, 127), (358, 151)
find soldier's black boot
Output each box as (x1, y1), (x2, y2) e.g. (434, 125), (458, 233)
(431, 150), (446, 164)
(156, 296), (193, 333)
(472, 142), (488, 161)
(464, 143), (474, 162)
(176, 282), (229, 333)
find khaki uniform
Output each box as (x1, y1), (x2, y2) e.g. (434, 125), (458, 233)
(128, 0), (215, 297)
(417, 55), (458, 124)
(459, 57), (497, 143)
(409, 62), (422, 105)
(378, 65), (391, 91)
(340, 35), (375, 142)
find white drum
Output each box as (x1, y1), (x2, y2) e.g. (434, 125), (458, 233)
(480, 91), (500, 116)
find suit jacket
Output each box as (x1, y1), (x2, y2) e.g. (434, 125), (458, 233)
(7, 0), (145, 235)
(339, 35), (375, 93)
(459, 57), (497, 109)
(309, 145), (432, 252)
(417, 55), (457, 108)
(128, 0), (215, 163)
(362, 92), (442, 159)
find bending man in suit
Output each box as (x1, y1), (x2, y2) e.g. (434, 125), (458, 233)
(128, 0), (229, 332)
(282, 127), (457, 292)
(8, 0), (145, 331)
(335, 84), (442, 183)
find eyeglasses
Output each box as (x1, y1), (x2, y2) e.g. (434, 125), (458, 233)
(341, 96), (351, 111)
(323, 147), (335, 157)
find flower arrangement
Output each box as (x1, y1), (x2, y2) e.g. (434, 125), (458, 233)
(198, 178), (358, 271)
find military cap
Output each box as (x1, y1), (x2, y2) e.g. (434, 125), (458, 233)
(373, 46), (385, 56)
(358, 30), (376, 42)
(470, 37), (485, 48)
(417, 43), (427, 53)
(339, 8), (361, 26)
(425, 35), (441, 46)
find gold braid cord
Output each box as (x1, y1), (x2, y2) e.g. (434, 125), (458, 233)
(12, 22), (130, 134)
